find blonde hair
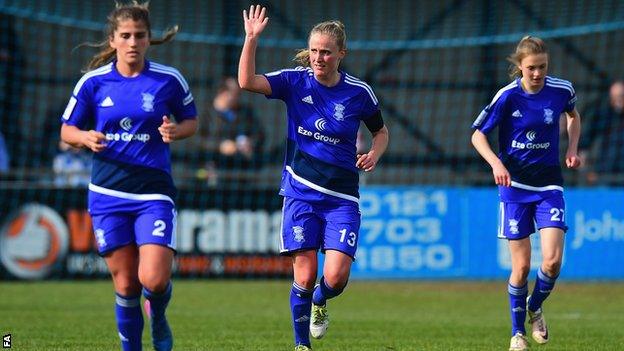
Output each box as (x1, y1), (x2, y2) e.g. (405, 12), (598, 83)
(82, 1), (178, 71)
(507, 35), (548, 78)
(293, 20), (346, 66)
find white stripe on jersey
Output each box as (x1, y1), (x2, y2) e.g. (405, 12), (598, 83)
(72, 63), (113, 96)
(547, 76), (575, 93)
(472, 81), (517, 126)
(149, 63), (190, 92)
(62, 97), (77, 120)
(183, 93), (194, 106)
(545, 80), (574, 96)
(344, 74), (378, 105)
(510, 181), (563, 192)
(546, 83), (574, 97)
(285, 166), (359, 203)
(265, 66), (307, 77)
(88, 183), (175, 204)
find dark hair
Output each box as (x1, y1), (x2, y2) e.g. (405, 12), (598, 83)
(507, 35), (548, 78)
(83, 1), (178, 71)
(293, 20), (346, 66)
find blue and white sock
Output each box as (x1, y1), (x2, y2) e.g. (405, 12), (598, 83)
(312, 276), (345, 306)
(142, 282), (172, 319)
(115, 293), (144, 351)
(290, 282), (312, 347)
(508, 282), (528, 336)
(528, 269), (557, 312)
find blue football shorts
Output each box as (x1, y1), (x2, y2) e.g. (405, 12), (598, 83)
(279, 197), (361, 259)
(498, 193), (567, 240)
(90, 201), (177, 255)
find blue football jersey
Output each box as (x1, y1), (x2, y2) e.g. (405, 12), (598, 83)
(61, 60), (197, 213)
(472, 76), (576, 202)
(264, 67), (380, 203)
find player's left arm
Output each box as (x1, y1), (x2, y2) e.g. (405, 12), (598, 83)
(564, 108), (581, 169)
(357, 111), (388, 172)
(159, 116), (198, 143)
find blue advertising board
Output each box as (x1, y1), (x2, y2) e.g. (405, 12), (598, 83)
(351, 187), (624, 280)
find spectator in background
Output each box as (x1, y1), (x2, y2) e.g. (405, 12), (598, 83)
(211, 76), (263, 170)
(579, 80), (624, 185)
(53, 140), (91, 187)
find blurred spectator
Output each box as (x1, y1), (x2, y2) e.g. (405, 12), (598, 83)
(208, 76), (264, 170)
(53, 140), (91, 187)
(579, 80), (624, 185)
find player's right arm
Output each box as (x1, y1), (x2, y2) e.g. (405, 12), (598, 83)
(238, 4), (271, 95)
(61, 124), (106, 153)
(471, 129), (511, 187)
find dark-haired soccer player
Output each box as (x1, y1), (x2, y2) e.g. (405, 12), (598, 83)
(60, 2), (197, 350)
(471, 36), (581, 351)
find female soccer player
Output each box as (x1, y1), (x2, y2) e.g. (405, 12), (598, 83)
(60, 2), (197, 350)
(239, 5), (389, 351)
(471, 36), (581, 351)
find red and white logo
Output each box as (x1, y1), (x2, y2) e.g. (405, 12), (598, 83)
(0, 204), (69, 279)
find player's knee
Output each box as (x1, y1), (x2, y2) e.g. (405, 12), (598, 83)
(294, 275), (316, 290)
(293, 264), (317, 289)
(139, 272), (170, 293)
(542, 259), (561, 277)
(511, 264), (530, 282)
(111, 273), (141, 296)
(323, 271), (349, 290)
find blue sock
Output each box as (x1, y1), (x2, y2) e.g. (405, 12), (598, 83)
(508, 282), (528, 336)
(528, 269), (557, 312)
(290, 282), (312, 347)
(142, 282), (172, 319)
(115, 293), (144, 351)
(312, 276), (345, 306)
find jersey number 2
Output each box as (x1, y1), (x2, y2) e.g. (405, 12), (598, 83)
(152, 220), (166, 237)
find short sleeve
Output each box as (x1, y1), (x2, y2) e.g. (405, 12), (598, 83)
(264, 67), (304, 101)
(358, 83), (380, 121)
(167, 72), (197, 121)
(472, 93), (510, 135)
(565, 85), (577, 112)
(61, 77), (95, 128)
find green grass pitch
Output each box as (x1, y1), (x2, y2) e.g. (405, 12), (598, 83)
(1, 280), (623, 350)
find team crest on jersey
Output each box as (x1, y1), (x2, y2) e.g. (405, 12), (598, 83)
(543, 108), (554, 124)
(141, 93), (155, 112)
(95, 228), (107, 247)
(508, 219), (519, 235)
(292, 226), (305, 243)
(333, 103), (345, 121)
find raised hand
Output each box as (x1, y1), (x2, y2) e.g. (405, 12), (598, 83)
(243, 4), (268, 38)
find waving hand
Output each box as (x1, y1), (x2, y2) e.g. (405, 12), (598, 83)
(243, 5), (269, 38)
